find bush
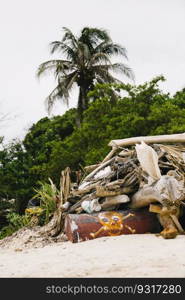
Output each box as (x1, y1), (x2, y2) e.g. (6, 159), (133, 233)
(0, 212), (31, 239)
(32, 179), (58, 225)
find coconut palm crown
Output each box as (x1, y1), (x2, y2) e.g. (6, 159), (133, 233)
(37, 27), (134, 124)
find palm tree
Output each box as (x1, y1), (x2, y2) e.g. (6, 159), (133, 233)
(37, 27), (134, 124)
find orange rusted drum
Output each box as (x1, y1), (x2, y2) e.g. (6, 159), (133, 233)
(64, 209), (161, 243)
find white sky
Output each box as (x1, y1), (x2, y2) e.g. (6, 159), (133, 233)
(0, 0), (185, 142)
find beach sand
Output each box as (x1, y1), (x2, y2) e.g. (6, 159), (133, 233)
(0, 234), (185, 278)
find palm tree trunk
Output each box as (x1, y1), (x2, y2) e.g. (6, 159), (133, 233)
(76, 87), (88, 127)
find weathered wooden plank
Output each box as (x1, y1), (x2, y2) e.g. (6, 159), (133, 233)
(82, 157), (115, 182)
(84, 164), (100, 173)
(101, 147), (117, 163)
(109, 133), (185, 148)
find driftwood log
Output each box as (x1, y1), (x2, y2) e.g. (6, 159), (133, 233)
(109, 133), (185, 148)
(82, 157), (115, 182)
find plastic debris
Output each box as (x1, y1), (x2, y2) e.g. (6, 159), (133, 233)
(81, 199), (101, 214)
(61, 134), (185, 241)
(135, 141), (161, 180)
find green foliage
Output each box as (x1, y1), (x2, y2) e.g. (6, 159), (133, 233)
(173, 88), (185, 109)
(0, 76), (185, 218)
(6, 212), (30, 228)
(0, 179), (58, 239)
(32, 180), (58, 225)
(0, 140), (34, 212)
(0, 198), (15, 230)
(0, 212), (31, 240)
(23, 109), (77, 182)
(0, 199), (13, 211)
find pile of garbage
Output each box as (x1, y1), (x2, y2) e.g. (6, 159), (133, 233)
(62, 133), (185, 241)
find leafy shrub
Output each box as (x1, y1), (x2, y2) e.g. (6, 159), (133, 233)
(32, 179), (58, 225)
(0, 212), (31, 240)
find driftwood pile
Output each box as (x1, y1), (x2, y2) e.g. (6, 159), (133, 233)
(60, 133), (185, 240)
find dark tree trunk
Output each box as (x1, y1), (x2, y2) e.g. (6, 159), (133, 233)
(76, 86), (88, 127)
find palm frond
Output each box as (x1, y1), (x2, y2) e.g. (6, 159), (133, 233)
(93, 41), (108, 52)
(46, 71), (78, 113)
(79, 27), (111, 56)
(92, 66), (123, 84)
(93, 66), (118, 83)
(45, 86), (64, 114)
(93, 63), (134, 82)
(99, 42), (128, 59)
(62, 27), (78, 49)
(80, 27), (111, 45)
(37, 60), (74, 78)
(50, 41), (76, 62)
(88, 52), (112, 66)
(58, 71), (78, 93)
(109, 63), (135, 80)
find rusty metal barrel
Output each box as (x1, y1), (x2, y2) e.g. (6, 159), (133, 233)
(64, 209), (161, 243)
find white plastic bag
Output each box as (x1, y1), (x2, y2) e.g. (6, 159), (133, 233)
(81, 199), (101, 213)
(154, 175), (185, 205)
(94, 166), (112, 179)
(135, 141), (161, 180)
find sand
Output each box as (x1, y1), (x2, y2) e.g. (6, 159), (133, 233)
(0, 234), (185, 278)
